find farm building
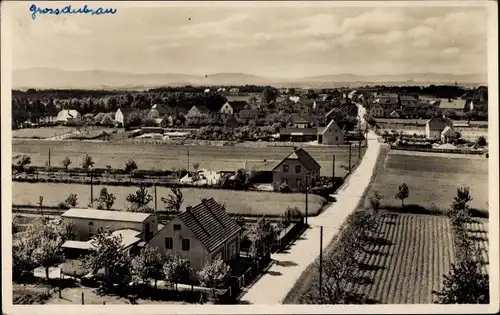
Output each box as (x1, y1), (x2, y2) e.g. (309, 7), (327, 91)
(272, 147), (321, 190)
(425, 116), (453, 140)
(148, 198), (242, 277)
(317, 120), (344, 145)
(398, 95), (418, 106)
(441, 126), (459, 143)
(56, 109), (81, 124)
(237, 109), (260, 124)
(229, 88), (240, 94)
(61, 208), (158, 242)
(289, 96), (301, 103)
(279, 127), (317, 142)
(115, 108), (137, 127)
(222, 115), (239, 128)
(438, 98), (468, 113)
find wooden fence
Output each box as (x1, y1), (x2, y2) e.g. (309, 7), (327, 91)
(389, 145), (485, 155)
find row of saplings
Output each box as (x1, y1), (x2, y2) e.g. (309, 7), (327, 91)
(303, 186), (489, 304)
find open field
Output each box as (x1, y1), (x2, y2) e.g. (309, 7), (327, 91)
(377, 126), (488, 141)
(374, 118), (488, 127)
(12, 183), (326, 216)
(12, 140), (366, 178)
(12, 127), (77, 139)
(349, 213), (454, 304)
(362, 150), (488, 212)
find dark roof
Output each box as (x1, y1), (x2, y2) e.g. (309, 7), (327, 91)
(191, 105), (210, 113)
(118, 108), (136, 115)
(238, 109), (259, 119)
(178, 198), (241, 253)
(225, 95), (260, 103)
(273, 148), (321, 172)
(287, 114), (318, 126)
(314, 100), (332, 109)
(279, 127), (318, 136)
(151, 104), (176, 115)
(227, 101), (248, 111)
(426, 117), (453, 130)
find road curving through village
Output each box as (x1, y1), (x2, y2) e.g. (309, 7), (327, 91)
(239, 105), (382, 304)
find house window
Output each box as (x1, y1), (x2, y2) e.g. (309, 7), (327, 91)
(229, 243), (236, 259)
(282, 178), (288, 185)
(173, 224), (181, 231)
(88, 222), (93, 226)
(296, 179), (302, 187)
(295, 165), (301, 174)
(283, 164), (289, 173)
(335, 136), (339, 141)
(182, 239), (190, 251)
(165, 237), (173, 249)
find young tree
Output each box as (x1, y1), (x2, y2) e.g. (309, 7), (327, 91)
(96, 187), (116, 210)
(31, 237), (65, 280)
(395, 183), (410, 207)
(191, 162), (201, 182)
(131, 245), (165, 289)
(235, 215), (246, 229)
(161, 186), (183, 212)
(249, 216), (277, 258)
(124, 159), (138, 180)
(65, 193), (78, 208)
(433, 250), (489, 304)
(447, 187), (473, 227)
(198, 258), (231, 298)
(82, 227), (131, 286)
(163, 254), (192, 291)
(369, 190), (383, 213)
(14, 154), (31, 173)
(476, 136), (487, 147)
(62, 157), (72, 172)
(81, 154), (95, 170)
(126, 186), (154, 213)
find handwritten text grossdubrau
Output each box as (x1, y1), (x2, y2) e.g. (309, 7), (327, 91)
(30, 4), (117, 20)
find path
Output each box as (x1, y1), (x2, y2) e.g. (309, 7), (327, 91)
(239, 105), (382, 304)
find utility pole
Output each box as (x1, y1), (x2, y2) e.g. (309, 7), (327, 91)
(48, 148), (51, 171)
(187, 149), (190, 173)
(305, 173), (309, 225)
(332, 155), (335, 178)
(90, 170), (93, 206)
(154, 182), (157, 212)
(319, 225), (323, 298)
(348, 142), (352, 173)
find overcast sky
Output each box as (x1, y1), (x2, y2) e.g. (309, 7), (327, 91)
(11, 2), (489, 78)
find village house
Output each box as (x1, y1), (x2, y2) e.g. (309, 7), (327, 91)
(272, 147), (321, 190)
(222, 115), (239, 128)
(425, 116), (454, 140)
(348, 90), (358, 100)
(286, 114), (318, 128)
(289, 96), (301, 103)
(115, 108), (137, 127)
(369, 104), (385, 118)
(148, 198), (242, 277)
(186, 105), (214, 118)
(229, 88), (240, 95)
(219, 100), (249, 115)
(398, 95), (418, 106)
(317, 120), (344, 145)
(441, 125), (459, 143)
(148, 104), (176, 119)
(56, 109), (81, 125)
(279, 127), (317, 142)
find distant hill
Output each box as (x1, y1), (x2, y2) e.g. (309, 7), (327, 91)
(12, 67), (488, 90)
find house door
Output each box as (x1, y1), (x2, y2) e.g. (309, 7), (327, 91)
(318, 135), (323, 144)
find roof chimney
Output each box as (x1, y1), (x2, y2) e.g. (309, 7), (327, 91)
(293, 146), (297, 151)
(201, 198), (207, 203)
(186, 205), (192, 212)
